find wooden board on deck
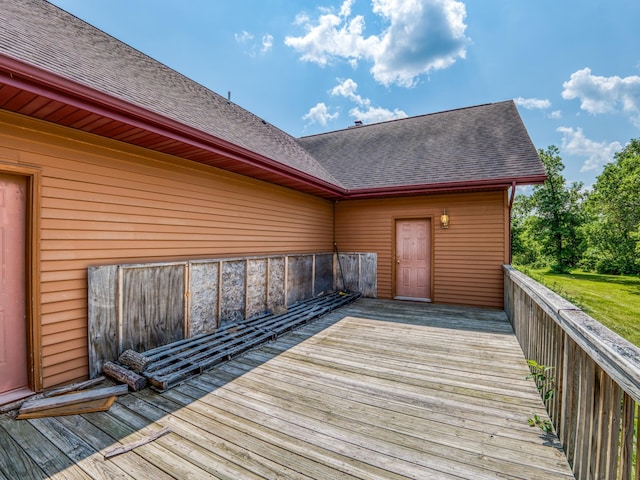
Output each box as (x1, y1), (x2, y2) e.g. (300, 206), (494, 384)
(17, 396), (116, 419)
(1, 299), (574, 480)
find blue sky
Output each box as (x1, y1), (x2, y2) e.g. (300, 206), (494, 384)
(49, 0), (640, 188)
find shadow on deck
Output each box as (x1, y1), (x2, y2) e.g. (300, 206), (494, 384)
(0, 298), (573, 479)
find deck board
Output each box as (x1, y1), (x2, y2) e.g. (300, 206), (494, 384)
(0, 298), (574, 479)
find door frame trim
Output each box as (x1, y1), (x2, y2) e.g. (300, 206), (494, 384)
(0, 161), (42, 396)
(392, 216), (434, 302)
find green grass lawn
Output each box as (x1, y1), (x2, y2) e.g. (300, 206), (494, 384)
(515, 267), (640, 347)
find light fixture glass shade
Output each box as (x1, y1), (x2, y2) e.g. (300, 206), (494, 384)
(440, 209), (449, 229)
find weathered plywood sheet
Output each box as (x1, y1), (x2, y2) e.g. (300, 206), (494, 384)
(220, 261), (246, 324)
(359, 253), (377, 298)
(121, 265), (185, 352)
(87, 252), (375, 376)
(267, 257), (285, 310)
(287, 256), (313, 305)
(246, 259), (268, 319)
(189, 261), (219, 336)
(314, 254), (334, 296)
(336, 254), (359, 292)
(88, 265), (118, 378)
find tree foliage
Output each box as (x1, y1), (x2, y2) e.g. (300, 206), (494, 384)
(512, 140), (640, 275)
(511, 193), (547, 267)
(582, 139), (640, 274)
(529, 146), (585, 273)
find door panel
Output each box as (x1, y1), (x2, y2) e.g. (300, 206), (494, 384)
(0, 173), (28, 395)
(395, 219), (431, 301)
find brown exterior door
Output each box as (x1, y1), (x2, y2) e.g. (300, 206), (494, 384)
(395, 219), (431, 301)
(0, 173), (28, 397)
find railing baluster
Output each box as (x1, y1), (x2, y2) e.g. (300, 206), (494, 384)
(503, 266), (640, 480)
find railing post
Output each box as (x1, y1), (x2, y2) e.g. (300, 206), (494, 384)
(503, 265), (640, 480)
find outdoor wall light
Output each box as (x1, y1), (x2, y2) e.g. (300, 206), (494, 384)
(440, 209), (449, 229)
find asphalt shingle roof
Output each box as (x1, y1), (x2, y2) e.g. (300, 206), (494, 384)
(0, 0), (342, 187)
(0, 0), (544, 195)
(297, 101), (545, 191)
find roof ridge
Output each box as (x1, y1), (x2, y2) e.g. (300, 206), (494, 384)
(297, 101), (509, 140)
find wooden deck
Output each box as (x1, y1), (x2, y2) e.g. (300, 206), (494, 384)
(0, 299), (573, 479)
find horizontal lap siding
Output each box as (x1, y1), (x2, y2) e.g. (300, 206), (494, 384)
(0, 112), (333, 388)
(335, 192), (508, 308)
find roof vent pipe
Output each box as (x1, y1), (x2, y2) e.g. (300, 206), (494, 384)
(227, 91), (231, 104)
(354, 120), (363, 126)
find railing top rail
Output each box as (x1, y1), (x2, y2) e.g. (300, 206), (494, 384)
(504, 265), (640, 404)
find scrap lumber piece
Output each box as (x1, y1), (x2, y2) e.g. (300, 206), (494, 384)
(139, 291), (362, 392)
(103, 426), (171, 459)
(18, 384), (128, 415)
(16, 396), (116, 419)
(118, 349), (151, 373)
(102, 362), (147, 391)
(144, 326), (261, 377)
(0, 376), (106, 414)
(139, 322), (251, 366)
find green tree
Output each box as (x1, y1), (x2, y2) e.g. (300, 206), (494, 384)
(511, 193), (547, 267)
(582, 139), (640, 274)
(523, 146), (585, 273)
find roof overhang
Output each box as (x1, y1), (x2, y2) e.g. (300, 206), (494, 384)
(0, 52), (545, 201)
(0, 53), (346, 199)
(340, 176), (546, 200)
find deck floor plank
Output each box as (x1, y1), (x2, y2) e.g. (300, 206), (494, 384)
(127, 390), (379, 480)
(27, 417), (134, 480)
(0, 421), (48, 480)
(163, 384), (418, 480)
(0, 416), (92, 480)
(93, 403), (263, 480)
(53, 414), (180, 480)
(110, 398), (315, 480)
(0, 298), (574, 479)
(201, 360), (567, 468)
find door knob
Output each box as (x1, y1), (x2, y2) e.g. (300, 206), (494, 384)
(396, 258), (400, 264)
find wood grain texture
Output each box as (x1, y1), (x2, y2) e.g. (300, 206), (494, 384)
(18, 385), (128, 414)
(102, 362), (146, 392)
(504, 265), (640, 480)
(87, 265), (118, 378)
(121, 265), (185, 353)
(1, 299), (573, 480)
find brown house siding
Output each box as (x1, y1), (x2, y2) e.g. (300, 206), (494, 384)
(334, 191), (509, 308)
(0, 111), (334, 388)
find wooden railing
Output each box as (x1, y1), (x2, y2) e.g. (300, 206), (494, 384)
(504, 265), (640, 480)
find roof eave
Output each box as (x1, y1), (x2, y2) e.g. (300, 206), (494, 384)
(0, 53), (346, 199)
(342, 176), (547, 200)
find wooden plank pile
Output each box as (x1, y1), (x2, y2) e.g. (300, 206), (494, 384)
(118, 291), (360, 391)
(0, 377), (129, 419)
(16, 385), (128, 419)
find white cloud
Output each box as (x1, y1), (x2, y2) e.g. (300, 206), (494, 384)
(302, 102), (339, 126)
(548, 110), (562, 119)
(330, 78), (406, 124)
(285, 0), (470, 87)
(330, 78), (370, 106)
(234, 31), (254, 43)
(557, 126), (623, 172)
(261, 34), (274, 53)
(514, 97), (551, 110)
(235, 30), (273, 56)
(339, 0), (355, 17)
(350, 105), (407, 123)
(562, 68), (640, 127)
